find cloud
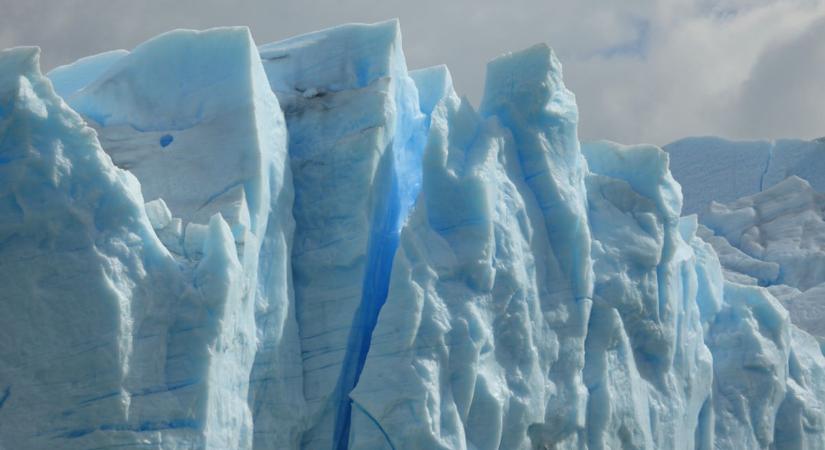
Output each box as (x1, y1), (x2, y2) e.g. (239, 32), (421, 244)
(1, 0), (823, 145)
(565, 0), (825, 144)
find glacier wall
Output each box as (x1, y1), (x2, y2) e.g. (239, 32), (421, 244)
(665, 136), (825, 217)
(1, 19), (825, 450)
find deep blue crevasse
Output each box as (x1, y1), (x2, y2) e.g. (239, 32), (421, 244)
(0, 386), (10, 409)
(331, 168), (402, 450)
(331, 79), (427, 450)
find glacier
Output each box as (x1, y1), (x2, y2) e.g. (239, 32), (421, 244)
(1, 19), (824, 450)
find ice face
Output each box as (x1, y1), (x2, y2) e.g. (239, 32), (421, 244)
(66, 27), (288, 236)
(0, 46), (168, 449)
(3, 19), (825, 450)
(708, 282), (793, 449)
(0, 26), (295, 450)
(583, 141), (713, 450)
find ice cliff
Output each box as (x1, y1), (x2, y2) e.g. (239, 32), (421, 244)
(1, 20), (824, 450)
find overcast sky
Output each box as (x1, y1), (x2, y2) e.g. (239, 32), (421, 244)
(2, 0), (823, 145)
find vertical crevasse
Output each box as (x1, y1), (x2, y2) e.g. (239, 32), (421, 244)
(759, 140), (775, 192)
(331, 66), (426, 450)
(258, 20), (429, 449)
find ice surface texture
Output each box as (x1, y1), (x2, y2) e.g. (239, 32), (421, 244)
(1, 19), (824, 450)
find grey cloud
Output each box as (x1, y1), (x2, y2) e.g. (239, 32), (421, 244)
(725, 17), (825, 140)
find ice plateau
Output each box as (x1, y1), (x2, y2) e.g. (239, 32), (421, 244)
(1, 20), (824, 450)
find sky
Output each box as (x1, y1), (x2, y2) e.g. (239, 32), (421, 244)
(1, 0), (824, 145)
